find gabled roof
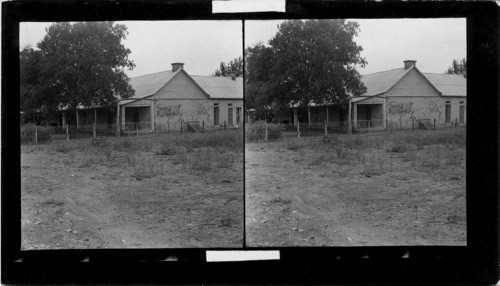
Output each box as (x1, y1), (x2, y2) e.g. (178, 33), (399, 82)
(359, 66), (466, 98)
(422, 73), (466, 97)
(190, 75), (243, 99)
(121, 69), (243, 105)
(361, 68), (412, 96)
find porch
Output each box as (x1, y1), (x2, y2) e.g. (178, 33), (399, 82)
(353, 103), (386, 131)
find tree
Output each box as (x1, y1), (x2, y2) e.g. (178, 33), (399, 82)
(213, 56), (243, 77)
(245, 20), (367, 120)
(244, 43), (276, 120)
(21, 22), (135, 123)
(446, 58), (467, 75)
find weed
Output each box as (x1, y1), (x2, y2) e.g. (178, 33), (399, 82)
(308, 155), (325, 166)
(131, 169), (155, 180)
(172, 153), (187, 165)
(190, 151), (214, 171)
(79, 158), (95, 168)
(269, 197), (292, 205)
(55, 143), (72, 153)
(42, 198), (64, 207)
(285, 141), (302, 151)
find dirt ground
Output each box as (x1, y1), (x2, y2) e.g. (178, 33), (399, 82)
(21, 134), (243, 249)
(246, 129), (466, 247)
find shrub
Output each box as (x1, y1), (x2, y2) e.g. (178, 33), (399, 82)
(245, 121), (283, 142)
(21, 123), (53, 144)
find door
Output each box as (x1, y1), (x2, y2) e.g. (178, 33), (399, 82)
(445, 102), (451, 123)
(214, 106), (220, 126)
(228, 107), (233, 126)
(236, 108), (242, 125)
(459, 105), (465, 123)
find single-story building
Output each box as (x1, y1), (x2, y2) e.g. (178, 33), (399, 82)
(46, 62), (243, 134)
(292, 60), (467, 131)
(120, 62), (243, 133)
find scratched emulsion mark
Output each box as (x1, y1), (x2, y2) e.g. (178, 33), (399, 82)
(388, 101), (413, 115)
(157, 104), (182, 118)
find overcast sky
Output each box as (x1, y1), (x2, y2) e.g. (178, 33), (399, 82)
(20, 18), (465, 77)
(20, 21), (243, 78)
(245, 18), (466, 75)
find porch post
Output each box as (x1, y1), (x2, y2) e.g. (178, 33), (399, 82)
(383, 98), (387, 129)
(116, 101), (120, 137)
(308, 108), (311, 127)
(121, 105), (126, 132)
(347, 97), (352, 135)
(151, 100), (155, 131)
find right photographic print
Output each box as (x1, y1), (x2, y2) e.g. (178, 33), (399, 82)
(245, 19), (466, 247)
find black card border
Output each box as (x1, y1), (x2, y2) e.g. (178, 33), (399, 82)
(2, 0), (498, 284)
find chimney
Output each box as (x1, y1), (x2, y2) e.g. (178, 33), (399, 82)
(403, 60), (416, 70)
(171, 62), (184, 72)
(230, 73), (236, 80)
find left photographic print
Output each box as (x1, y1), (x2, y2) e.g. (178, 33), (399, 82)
(20, 21), (244, 249)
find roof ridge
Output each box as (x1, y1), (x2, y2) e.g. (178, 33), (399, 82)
(423, 72), (462, 75)
(361, 67), (405, 76)
(190, 74), (243, 78)
(130, 70), (173, 79)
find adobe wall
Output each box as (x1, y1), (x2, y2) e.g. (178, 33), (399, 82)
(383, 68), (466, 129)
(385, 97), (466, 129)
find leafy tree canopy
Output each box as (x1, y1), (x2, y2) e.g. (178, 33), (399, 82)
(20, 22), (135, 121)
(245, 20), (367, 119)
(213, 56), (243, 77)
(446, 58), (467, 75)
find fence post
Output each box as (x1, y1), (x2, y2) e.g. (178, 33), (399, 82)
(93, 123), (96, 138)
(264, 122), (268, 142)
(66, 124), (69, 141)
(202, 121), (205, 131)
(136, 123), (139, 137)
(324, 120), (327, 135)
(34, 125), (38, 144)
(368, 120), (371, 134)
(180, 121), (183, 134)
(433, 118), (436, 129)
(297, 122), (300, 138)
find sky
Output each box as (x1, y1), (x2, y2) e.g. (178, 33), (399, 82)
(20, 18), (465, 77)
(20, 21), (243, 78)
(245, 18), (466, 75)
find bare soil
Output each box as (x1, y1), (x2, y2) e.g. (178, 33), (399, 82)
(246, 130), (466, 246)
(21, 136), (243, 249)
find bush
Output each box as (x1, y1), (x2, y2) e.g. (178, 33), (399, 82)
(245, 121), (283, 142)
(21, 123), (53, 144)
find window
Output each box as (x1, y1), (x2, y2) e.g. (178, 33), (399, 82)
(228, 107), (234, 126)
(214, 104), (219, 126)
(445, 101), (451, 124)
(459, 102), (465, 124)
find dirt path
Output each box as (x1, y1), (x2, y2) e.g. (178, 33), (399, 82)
(22, 147), (243, 249)
(245, 138), (466, 247)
